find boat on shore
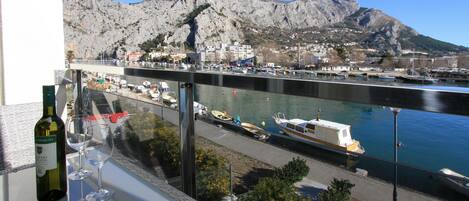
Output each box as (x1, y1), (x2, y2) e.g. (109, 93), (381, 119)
(398, 75), (438, 84)
(194, 102), (208, 116)
(211, 110), (233, 121)
(162, 91), (177, 105)
(148, 89), (160, 101)
(272, 113), (365, 156)
(240, 122), (270, 141)
(378, 75), (396, 81)
(438, 168), (469, 197)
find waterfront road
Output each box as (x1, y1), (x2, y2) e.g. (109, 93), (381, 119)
(93, 90), (439, 201)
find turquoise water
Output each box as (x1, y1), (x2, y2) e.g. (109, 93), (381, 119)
(194, 84), (469, 176)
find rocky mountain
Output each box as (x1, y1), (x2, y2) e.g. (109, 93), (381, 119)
(63, 0), (468, 58)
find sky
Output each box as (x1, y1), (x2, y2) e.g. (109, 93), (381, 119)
(117, 0), (469, 47)
(358, 0), (469, 47)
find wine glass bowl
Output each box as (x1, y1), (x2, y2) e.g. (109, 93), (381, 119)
(66, 116), (93, 180)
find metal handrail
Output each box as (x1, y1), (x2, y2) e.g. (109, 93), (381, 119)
(123, 67), (469, 116)
(71, 63), (469, 116)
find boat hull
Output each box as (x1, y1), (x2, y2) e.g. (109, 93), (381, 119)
(211, 110), (233, 121)
(241, 123), (270, 141)
(280, 127), (363, 157)
(438, 169), (469, 197)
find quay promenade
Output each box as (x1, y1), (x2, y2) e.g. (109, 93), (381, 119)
(90, 89), (440, 201)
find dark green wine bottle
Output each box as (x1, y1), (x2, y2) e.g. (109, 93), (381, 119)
(35, 85), (67, 201)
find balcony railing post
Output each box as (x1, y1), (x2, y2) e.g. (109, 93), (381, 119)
(178, 82), (196, 198)
(75, 69), (83, 116)
(390, 107), (401, 201)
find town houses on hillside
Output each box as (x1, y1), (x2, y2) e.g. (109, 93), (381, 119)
(188, 42), (255, 64)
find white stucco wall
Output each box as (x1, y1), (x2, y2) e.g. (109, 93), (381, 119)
(1, 0), (65, 105)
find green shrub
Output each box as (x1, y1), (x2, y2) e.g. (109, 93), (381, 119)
(196, 165), (230, 201)
(273, 157), (309, 185)
(138, 34), (166, 52)
(239, 177), (308, 201)
(122, 106), (230, 201)
(318, 178), (355, 201)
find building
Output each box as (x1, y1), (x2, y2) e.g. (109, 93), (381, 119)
(127, 51), (144, 62)
(321, 65), (351, 71)
(194, 42), (255, 64)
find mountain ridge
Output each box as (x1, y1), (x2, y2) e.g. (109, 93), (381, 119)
(63, 0), (468, 59)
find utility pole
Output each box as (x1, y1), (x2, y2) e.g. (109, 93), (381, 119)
(297, 42), (301, 69)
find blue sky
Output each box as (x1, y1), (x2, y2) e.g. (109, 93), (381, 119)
(117, 0), (468, 47)
(359, 0), (469, 47)
(116, 0), (142, 3)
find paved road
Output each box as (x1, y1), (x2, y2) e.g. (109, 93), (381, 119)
(91, 90), (439, 201)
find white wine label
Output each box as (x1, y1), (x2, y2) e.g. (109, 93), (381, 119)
(35, 136), (57, 177)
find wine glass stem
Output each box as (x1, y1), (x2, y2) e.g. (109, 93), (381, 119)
(78, 150), (83, 171)
(97, 165), (103, 191)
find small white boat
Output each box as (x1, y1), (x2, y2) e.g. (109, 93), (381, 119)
(211, 110), (233, 121)
(162, 92), (177, 104)
(119, 79), (127, 88)
(148, 89), (160, 100)
(194, 102), (208, 116)
(439, 168), (469, 197)
(378, 75), (396, 81)
(241, 122), (269, 141)
(400, 75), (438, 84)
(143, 80), (151, 88)
(273, 113), (365, 156)
(232, 68), (248, 74)
(135, 85), (145, 93)
(159, 82), (170, 93)
(112, 76), (121, 84)
(336, 72), (348, 80)
(127, 83), (135, 90)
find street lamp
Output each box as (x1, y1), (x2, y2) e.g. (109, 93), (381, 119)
(390, 107), (401, 201)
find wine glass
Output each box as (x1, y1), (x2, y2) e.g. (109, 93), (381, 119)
(85, 123), (114, 201)
(66, 116), (93, 180)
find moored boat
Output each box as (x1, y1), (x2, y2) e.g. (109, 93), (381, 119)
(273, 113), (365, 156)
(211, 110), (233, 121)
(194, 102), (208, 116)
(399, 75), (438, 84)
(378, 75), (396, 81)
(148, 89), (160, 101)
(438, 168), (469, 197)
(162, 91), (177, 105)
(240, 122), (270, 141)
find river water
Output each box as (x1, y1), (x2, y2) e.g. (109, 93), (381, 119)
(194, 83), (469, 177)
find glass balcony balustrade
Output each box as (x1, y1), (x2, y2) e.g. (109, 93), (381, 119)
(65, 63), (469, 201)
(3, 63), (467, 201)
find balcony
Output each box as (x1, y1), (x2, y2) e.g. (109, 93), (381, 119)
(1, 62), (469, 201)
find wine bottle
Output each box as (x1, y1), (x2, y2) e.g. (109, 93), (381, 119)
(35, 85), (67, 201)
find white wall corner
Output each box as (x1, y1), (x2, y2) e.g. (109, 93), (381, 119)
(1, 0), (65, 105)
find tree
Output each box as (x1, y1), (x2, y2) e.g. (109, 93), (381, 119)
(273, 157), (309, 185)
(458, 55), (469, 69)
(66, 50), (75, 63)
(141, 53), (152, 62)
(350, 50), (366, 64)
(239, 177), (309, 201)
(327, 49), (343, 65)
(319, 178), (355, 201)
(224, 51), (234, 64)
(379, 52), (395, 70)
(138, 34), (167, 53)
(336, 46), (349, 63)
